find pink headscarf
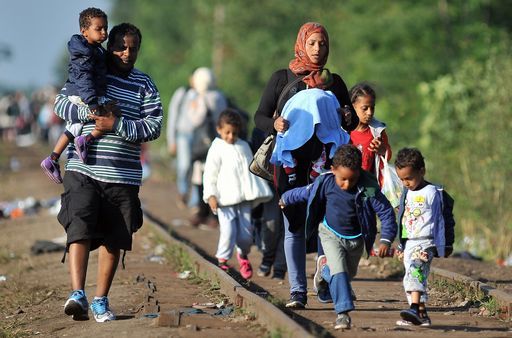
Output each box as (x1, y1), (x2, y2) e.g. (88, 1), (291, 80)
(288, 22), (332, 89)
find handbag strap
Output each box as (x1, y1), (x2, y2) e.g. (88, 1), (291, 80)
(274, 70), (305, 119)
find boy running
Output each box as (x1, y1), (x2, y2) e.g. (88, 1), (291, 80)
(279, 144), (397, 329)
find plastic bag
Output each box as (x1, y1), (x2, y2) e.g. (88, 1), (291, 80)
(378, 155), (402, 208)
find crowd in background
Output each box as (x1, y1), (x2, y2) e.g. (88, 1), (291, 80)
(0, 86), (64, 146)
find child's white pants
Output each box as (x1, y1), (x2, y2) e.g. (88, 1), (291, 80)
(215, 202), (253, 260)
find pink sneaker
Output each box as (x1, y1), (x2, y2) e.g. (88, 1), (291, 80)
(237, 253), (253, 279)
(218, 259), (231, 271)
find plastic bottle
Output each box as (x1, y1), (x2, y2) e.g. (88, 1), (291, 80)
(370, 246), (395, 257)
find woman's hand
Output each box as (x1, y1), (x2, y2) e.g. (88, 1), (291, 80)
(273, 116), (289, 133)
(368, 137), (386, 156)
(208, 196), (218, 215)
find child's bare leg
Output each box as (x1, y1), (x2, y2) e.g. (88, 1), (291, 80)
(53, 133), (72, 157)
(410, 291), (421, 304)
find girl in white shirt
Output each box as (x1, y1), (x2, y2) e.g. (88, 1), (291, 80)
(203, 109), (272, 279)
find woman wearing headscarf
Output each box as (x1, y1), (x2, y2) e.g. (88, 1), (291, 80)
(254, 22), (358, 308)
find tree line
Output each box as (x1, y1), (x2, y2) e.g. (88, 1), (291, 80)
(97, 0), (511, 260)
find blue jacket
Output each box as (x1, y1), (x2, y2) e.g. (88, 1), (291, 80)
(61, 34), (107, 109)
(396, 183), (455, 257)
(281, 170), (398, 257)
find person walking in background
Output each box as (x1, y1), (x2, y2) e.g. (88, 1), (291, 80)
(254, 22), (359, 308)
(41, 8), (112, 184)
(166, 72), (195, 208)
(251, 127), (287, 280)
(279, 144), (398, 329)
(203, 109), (273, 279)
(349, 82), (391, 187)
(394, 147), (455, 326)
(53, 23), (163, 323)
(253, 188), (287, 280)
(187, 67), (228, 227)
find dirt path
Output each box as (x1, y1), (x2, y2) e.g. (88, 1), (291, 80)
(140, 176), (512, 337)
(1, 143), (511, 337)
(0, 144), (267, 337)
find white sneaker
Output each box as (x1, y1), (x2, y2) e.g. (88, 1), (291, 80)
(313, 255), (327, 293)
(90, 296), (115, 322)
(396, 317), (431, 326)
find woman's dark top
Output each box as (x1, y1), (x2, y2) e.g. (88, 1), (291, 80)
(254, 69), (358, 134)
(254, 68), (358, 236)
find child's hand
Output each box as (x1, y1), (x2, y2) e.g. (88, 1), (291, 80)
(368, 137), (385, 155)
(377, 243), (390, 258)
(208, 196), (218, 215)
(278, 198), (286, 209)
(104, 100), (121, 117)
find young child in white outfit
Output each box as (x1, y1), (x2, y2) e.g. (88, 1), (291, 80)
(203, 109), (273, 279)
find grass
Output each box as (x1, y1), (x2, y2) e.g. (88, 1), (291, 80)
(428, 277), (505, 318)
(0, 328), (32, 338)
(0, 248), (16, 265)
(429, 278), (482, 303)
(457, 217), (512, 262)
(479, 296), (499, 316)
(0, 279), (58, 338)
(265, 294), (286, 309)
(267, 329), (284, 338)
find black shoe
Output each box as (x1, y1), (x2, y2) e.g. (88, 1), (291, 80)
(285, 292), (307, 308)
(317, 279), (333, 303)
(419, 313), (432, 326)
(271, 271), (285, 280)
(400, 308), (422, 325)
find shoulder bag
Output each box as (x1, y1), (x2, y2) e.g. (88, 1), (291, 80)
(249, 72), (304, 182)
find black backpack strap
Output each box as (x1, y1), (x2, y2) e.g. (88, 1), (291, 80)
(275, 70), (304, 117)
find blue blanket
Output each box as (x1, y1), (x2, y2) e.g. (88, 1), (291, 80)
(271, 88), (350, 167)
